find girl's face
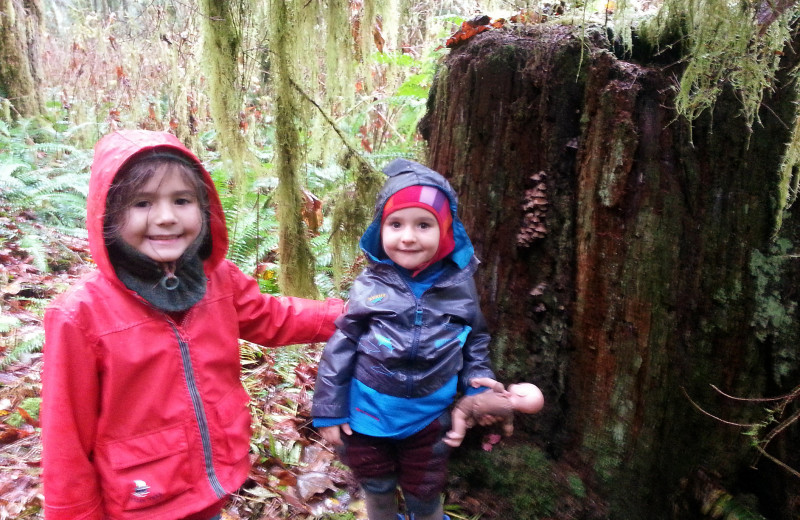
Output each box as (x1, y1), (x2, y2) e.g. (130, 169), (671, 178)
(118, 164), (203, 263)
(381, 207), (440, 270)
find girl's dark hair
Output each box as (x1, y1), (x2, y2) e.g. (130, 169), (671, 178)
(104, 151), (210, 244)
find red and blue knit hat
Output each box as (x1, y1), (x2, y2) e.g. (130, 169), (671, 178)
(381, 185), (455, 274)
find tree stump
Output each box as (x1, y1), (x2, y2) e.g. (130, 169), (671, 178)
(421, 23), (800, 519)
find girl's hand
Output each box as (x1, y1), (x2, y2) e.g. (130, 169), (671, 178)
(320, 423), (352, 446)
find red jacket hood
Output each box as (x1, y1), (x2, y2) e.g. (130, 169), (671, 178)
(88, 130), (229, 280)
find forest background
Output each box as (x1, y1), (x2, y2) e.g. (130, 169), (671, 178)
(2, 0), (800, 519)
(1, 0), (563, 518)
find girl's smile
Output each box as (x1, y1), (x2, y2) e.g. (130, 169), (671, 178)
(118, 164), (203, 263)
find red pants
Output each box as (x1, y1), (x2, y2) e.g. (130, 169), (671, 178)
(339, 412), (452, 501)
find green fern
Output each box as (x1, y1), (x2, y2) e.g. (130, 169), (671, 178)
(0, 121), (90, 237)
(18, 235), (49, 273)
(211, 167), (280, 275)
(0, 325), (45, 370)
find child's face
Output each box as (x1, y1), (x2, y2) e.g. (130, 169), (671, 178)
(381, 207), (440, 270)
(118, 164), (203, 263)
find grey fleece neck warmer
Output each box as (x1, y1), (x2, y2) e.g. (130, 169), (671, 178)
(107, 234), (208, 312)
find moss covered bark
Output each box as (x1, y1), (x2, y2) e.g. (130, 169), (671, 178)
(199, 0), (248, 185)
(0, 0), (43, 118)
(422, 24), (800, 519)
(268, 0), (318, 299)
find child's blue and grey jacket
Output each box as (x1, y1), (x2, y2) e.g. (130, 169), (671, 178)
(311, 159), (495, 439)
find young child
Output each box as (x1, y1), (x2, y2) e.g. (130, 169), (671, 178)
(312, 159), (497, 520)
(443, 380), (544, 447)
(41, 130), (343, 520)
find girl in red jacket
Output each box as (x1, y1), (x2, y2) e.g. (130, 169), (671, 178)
(41, 130), (343, 520)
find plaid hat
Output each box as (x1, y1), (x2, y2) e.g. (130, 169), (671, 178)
(381, 185), (455, 275)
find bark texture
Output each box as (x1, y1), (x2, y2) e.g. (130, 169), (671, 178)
(199, 0), (247, 183)
(0, 0), (43, 118)
(421, 24), (800, 519)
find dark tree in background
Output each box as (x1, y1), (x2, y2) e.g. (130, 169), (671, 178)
(421, 24), (800, 519)
(0, 0), (43, 118)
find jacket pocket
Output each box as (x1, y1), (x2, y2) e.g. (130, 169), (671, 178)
(213, 385), (252, 463)
(105, 425), (193, 511)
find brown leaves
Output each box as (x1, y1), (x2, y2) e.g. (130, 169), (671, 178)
(0, 471), (42, 519)
(230, 363), (359, 518)
(0, 366), (44, 517)
(300, 189), (323, 236)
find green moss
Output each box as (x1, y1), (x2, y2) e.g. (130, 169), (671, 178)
(485, 43), (522, 73)
(749, 240), (797, 343)
(637, 0), (794, 133)
(568, 474), (587, 498)
(451, 445), (562, 519)
(582, 429), (624, 486)
(5, 397), (41, 428)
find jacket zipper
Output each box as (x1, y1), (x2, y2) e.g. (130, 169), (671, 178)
(407, 302), (424, 396)
(169, 323), (227, 498)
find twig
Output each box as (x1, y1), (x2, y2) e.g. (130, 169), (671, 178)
(681, 387), (758, 427)
(754, 443), (800, 479)
(288, 78), (377, 175)
(684, 385), (800, 479)
(760, 406), (800, 447)
(710, 383), (797, 402)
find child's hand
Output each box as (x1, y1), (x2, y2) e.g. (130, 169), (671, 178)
(468, 377), (505, 426)
(469, 376), (500, 390)
(319, 423), (352, 446)
(443, 430), (465, 447)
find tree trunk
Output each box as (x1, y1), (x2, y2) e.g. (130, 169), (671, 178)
(0, 0), (43, 118)
(421, 24), (800, 520)
(268, 0), (319, 299)
(198, 0), (248, 184)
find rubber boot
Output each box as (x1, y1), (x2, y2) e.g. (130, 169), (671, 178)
(406, 502), (444, 520)
(363, 491), (399, 520)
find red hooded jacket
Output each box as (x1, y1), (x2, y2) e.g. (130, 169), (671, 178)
(41, 131), (343, 519)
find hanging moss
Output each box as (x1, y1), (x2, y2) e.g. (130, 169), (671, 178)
(324, 0), (355, 108)
(330, 152), (384, 287)
(269, 0), (319, 299)
(776, 94), (800, 235)
(199, 0), (249, 187)
(634, 0), (795, 133)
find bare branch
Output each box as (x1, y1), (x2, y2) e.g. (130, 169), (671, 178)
(681, 387), (759, 428)
(710, 384), (796, 402)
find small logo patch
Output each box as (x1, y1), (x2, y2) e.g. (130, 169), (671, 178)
(132, 480), (150, 498)
(367, 293), (387, 304)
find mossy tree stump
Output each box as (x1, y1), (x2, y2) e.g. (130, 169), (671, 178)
(421, 24), (800, 519)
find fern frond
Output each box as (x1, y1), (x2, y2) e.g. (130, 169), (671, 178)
(0, 329), (45, 369)
(0, 315), (21, 334)
(19, 234), (49, 273)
